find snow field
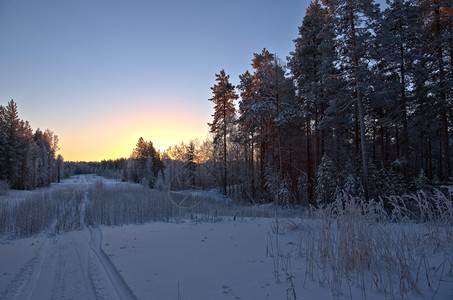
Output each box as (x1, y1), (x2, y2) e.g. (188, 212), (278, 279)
(1, 175), (452, 299)
(101, 218), (312, 300)
(0, 234), (45, 293)
(101, 216), (453, 300)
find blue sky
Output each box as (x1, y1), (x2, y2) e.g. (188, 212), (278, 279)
(0, 0), (385, 161)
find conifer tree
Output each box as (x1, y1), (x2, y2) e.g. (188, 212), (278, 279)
(183, 141), (197, 188)
(419, 0), (452, 181)
(237, 70), (257, 198)
(372, 0), (425, 176)
(56, 154), (64, 183)
(3, 100), (23, 188)
(314, 154), (337, 204)
(0, 105), (8, 181)
(208, 69), (238, 195)
(323, 0), (382, 199)
(288, 0), (340, 202)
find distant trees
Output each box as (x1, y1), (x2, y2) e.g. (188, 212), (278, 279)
(122, 137), (164, 188)
(0, 100), (62, 190)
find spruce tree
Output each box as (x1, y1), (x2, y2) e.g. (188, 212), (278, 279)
(183, 141), (197, 188)
(314, 154), (337, 204)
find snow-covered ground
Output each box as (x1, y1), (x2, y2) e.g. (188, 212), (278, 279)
(101, 219), (302, 300)
(1, 175), (452, 299)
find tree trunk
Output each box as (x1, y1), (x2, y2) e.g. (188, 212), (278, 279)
(306, 118), (314, 203)
(434, 6), (451, 182)
(350, 6), (370, 199)
(380, 125), (385, 168)
(223, 103), (227, 196)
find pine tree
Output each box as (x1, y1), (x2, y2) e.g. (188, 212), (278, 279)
(237, 70), (257, 198)
(128, 137), (163, 184)
(373, 0), (425, 176)
(323, 0), (382, 199)
(419, 0), (452, 181)
(0, 105), (8, 181)
(238, 49), (296, 199)
(208, 69), (238, 195)
(288, 0), (340, 202)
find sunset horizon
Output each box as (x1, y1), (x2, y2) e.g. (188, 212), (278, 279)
(0, 0), (309, 162)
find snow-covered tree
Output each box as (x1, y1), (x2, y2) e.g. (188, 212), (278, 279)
(323, 0), (382, 199)
(142, 156), (155, 188)
(288, 0), (342, 203)
(56, 154), (64, 183)
(288, 0), (338, 166)
(414, 169), (430, 191)
(208, 69), (238, 195)
(183, 141), (197, 188)
(419, 0), (452, 181)
(314, 155), (338, 204)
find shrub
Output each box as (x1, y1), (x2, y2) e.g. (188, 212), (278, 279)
(0, 180), (9, 196)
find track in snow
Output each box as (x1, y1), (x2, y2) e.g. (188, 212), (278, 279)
(2, 175), (137, 300)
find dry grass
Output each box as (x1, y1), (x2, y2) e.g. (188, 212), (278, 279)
(84, 180), (301, 225)
(0, 188), (84, 238)
(274, 189), (453, 299)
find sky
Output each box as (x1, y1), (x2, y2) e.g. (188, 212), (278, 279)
(0, 0), (383, 162)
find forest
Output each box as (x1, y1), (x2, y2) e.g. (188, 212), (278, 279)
(0, 100), (63, 191)
(165, 0), (453, 205)
(1, 0), (452, 206)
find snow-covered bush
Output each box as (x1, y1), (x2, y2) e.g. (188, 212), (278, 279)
(289, 189), (453, 298)
(278, 174), (293, 207)
(297, 171), (310, 205)
(0, 180), (9, 196)
(0, 189), (83, 238)
(414, 169), (431, 191)
(314, 155), (337, 204)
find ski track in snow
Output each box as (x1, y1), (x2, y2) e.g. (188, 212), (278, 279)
(1, 175), (137, 300)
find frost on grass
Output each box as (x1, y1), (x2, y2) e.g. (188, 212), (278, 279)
(0, 177), (298, 238)
(274, 190), (453, 299)
(1, 176), (453, 299)
(0, 188), (84, 238)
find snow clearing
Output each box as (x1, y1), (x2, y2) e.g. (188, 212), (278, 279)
(1, 175), (452, 299)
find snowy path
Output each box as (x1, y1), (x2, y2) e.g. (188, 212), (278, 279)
(1, 175), (136, 300)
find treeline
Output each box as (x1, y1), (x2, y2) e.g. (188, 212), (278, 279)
(91, 139), (217, 191)
(74, 137), (165, 188)
(169, 0), (452, 204)
(0, 100), (63, 190)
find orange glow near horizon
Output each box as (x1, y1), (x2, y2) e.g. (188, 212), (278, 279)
(58, 105), (211, 162)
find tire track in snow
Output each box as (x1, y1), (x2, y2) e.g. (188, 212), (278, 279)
(88, 226), (137, 300)
(2, 175), (136, 300)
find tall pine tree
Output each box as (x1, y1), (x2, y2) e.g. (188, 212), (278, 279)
(208, 70), (238, 195)
(323, 0), (382, 199)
